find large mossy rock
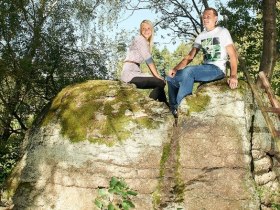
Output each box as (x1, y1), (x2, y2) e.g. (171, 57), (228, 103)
(5, 80), (173, 210)
(4, 79), (279, 210)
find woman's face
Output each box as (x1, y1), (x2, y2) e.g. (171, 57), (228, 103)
(202, 10), (217, 31)
(141, 22), (152, 40)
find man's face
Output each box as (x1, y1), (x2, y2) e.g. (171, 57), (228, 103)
(202, 10), (218, 31)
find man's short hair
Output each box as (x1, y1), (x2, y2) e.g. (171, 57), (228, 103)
(204, 7), (218, 17)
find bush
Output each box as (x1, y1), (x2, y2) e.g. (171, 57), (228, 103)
(94, 177), (137, 210)
(0, 136), (22, 186)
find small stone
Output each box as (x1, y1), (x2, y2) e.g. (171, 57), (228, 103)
(253, 156), (272, 173)
(255, 171), (277, 186)
(251, 149), (266, 159)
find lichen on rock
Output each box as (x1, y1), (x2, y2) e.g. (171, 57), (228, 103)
(42, 80), (169, 145)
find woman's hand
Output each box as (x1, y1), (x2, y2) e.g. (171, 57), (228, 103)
(155, 75), (165, 82)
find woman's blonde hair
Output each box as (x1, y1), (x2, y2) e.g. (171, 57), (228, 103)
(140, 19), (154, 52)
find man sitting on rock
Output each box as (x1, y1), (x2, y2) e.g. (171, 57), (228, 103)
(166, 7), (238, 118)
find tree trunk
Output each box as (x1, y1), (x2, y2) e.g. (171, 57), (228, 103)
(258, 0), (277, 83)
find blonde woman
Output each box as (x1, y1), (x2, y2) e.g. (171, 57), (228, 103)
(121, 20), (168, 105)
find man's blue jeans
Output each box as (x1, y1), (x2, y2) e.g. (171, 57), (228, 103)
(166, 64), (225, 110)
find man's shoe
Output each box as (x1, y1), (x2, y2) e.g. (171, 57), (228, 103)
(171, 109), (178, 118)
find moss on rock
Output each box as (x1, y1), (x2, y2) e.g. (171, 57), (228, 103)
(42, 80), (163, 145)
(185, 79), (248, 114)
(185, 93), (210, 114)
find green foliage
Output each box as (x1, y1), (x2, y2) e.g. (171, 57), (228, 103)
(134, 0), (279, 94)
(0, 136), (22, 186)
(0, 0), (129, 161)
(0, 0), (125, 189)
(218, 0), (280, 83)
(94, 177), (137, 210)
(149, 0), (206, 41)
(218, 0), (263, 72)
(1, 0), (279, 202)
(0, 0), (124, 141)
(271, 203), (280, 210)
(150, 42), (203, 79)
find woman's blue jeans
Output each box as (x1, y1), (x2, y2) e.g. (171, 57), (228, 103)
(166, 64), (225, 110)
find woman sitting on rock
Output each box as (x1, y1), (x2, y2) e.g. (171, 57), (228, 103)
(121, 20), (168, 106)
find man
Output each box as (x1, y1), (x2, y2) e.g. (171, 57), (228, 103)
(167, 7), (238, 118)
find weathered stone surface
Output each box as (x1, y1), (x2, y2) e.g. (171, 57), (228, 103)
(252, 149), (267, 160)
(255, 171), (277, 185)
(5, 80), (173, 210)
(3, 79), (280, 210)
(174, 82), (259, 210)
(254, 156), (273, 174)
(250, 91), (280, 209)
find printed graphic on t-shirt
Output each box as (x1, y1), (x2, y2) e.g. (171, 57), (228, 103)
(201, 37), (221, 62)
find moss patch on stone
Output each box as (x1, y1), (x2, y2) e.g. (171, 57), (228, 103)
(42, 80), (161, 145)
(173, 143), (185, 203)
(196, 79), (228, 93)
(160, 143), (171, 178)
(152, 142), (171, 207)
(196, 79), (248, 95)
(236, 80), (248, 95)
(185, 93), (210, 114)
(154, 128), (186, 207)
(185, 79), (248, 114)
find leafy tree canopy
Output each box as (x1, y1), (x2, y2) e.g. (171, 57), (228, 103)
(0, 0), (124, 183)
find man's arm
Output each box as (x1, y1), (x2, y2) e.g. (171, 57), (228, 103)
(168, 47), (199, 78)
(226, 44), (238, 89)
